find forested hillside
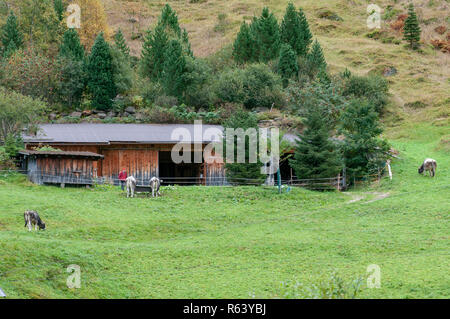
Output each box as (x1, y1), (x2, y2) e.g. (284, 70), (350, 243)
(0, 0), (448, 179)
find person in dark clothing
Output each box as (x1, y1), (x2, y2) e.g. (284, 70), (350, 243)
(118, 169), (127, 191)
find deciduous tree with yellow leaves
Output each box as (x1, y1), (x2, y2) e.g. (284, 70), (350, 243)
(72, 0), (111, 50)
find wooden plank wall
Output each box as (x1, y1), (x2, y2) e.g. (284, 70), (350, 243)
(102, 149), (158, 182)
(36, 157), (93, 176)
(26, 143), (227, 184)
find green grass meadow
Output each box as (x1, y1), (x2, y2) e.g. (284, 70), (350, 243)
(0, 123), (449, 298)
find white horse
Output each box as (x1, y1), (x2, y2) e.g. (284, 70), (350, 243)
(126, 176), (137, 197)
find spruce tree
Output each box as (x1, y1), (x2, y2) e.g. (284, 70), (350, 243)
(254, 7), (280, 62)
(307, 39), (327, 74)
(232, 21), (253, 64)
(338, 99), (389, 177)
(278, 43), (298, 87)
(280, 3), (312, 56)
(140, 24), (169, 80)
(53, 0), (65, 21)
(289, 106), (342, 181)
(86, 33), (117, 111)
(223, 109), (267, 184)
(159, 4), (181, 36)
(403, 3), (421, 49)
(182, 28), (194, 57)
(161, 39), (186, 99)
(58, 58), (86, 109)
(113, 28), (130, 57)
(59, 28), (85, 61)
(1, 11), (23, 57)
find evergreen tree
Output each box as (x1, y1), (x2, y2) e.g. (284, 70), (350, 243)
(182, 28), (193, 57)
(3, 41), (17, 59)
(223, 110), (267, 184)
(307, 39), (326, 74)
(280, 3), (312, 56)
(277, 43), (298, 87)
(1, 11), (23, 57)
(159, 4), (181, 36)
(403, 3), (421, 49)
(113, 28), (130, 57)
(233, 21), (254, 64)
(86, 33), (116, 111)
(289, 106), (342, 181)
(248, 16), (260, 61)
(140, 24), (169, 80)
(57, 58), (86, 109)
(338, 99), (389, 177)
(254, 7), (280, 62)
(59, 28), (85, 61)
(161, 39), (186, 99)
(53, 0), (65, 21)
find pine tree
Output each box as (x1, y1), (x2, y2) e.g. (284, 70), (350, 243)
(280, 3), (312, 56)
(278, 44), (298, 87)
(140, 24), (169, 80)
(1, 11), (23, 57)
(59, 28), (85, 61)
(114, 28), (130, 57)
(53, 0), (65, 21)
(403, 3), (421, 49)
(159, 4), (181, 36)
(254, 7), (280, 62)
(161, 39), (186, 99)
(232, 22), (254, 63)
(86, 33), (117, 111)
(307, 39), (327, 74)
(223, 110), (267, 184)
(338, 99), (389, 177)
(181, 28), (193, 57)
(289, 107), (342, 181)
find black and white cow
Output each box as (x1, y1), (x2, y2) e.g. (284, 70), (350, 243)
(24, 210), (46, 231)
(418, 158), (437, 177)
(150, 177), (162, 198)
(126, 176), (137, 198)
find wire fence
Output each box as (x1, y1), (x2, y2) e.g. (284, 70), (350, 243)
(0, 168), (392, 191)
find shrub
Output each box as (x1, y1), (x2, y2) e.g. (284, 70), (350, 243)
(213, 68), (246, 104)
(0, 147), (15, 170)
(0, 87), (47, 141)
(342, 75), (389, 113)
(273, 272), (364, 299)
(241, 63), (283, 109)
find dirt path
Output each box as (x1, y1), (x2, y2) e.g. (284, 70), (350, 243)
(344, 192), (390, 204)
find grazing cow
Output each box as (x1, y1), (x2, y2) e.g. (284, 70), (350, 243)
(418, 158), (437, 177)
(150, 177), (162, 197)
(24, 210), (46, 231)
(126, 176), (137, 198)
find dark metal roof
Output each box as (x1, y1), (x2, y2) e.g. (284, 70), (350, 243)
(23, 124), (224, 144)
(19, 150), (104, 159)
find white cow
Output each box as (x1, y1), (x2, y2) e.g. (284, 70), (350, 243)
(150, 177), (162, 197)
(126, 176), (137, 198)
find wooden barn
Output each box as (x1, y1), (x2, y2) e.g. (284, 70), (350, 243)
(22, 124), (226, 186)
(18, 150), (104, 186)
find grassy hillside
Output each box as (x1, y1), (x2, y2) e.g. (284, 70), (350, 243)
(0, 123), (448, 298)
(102, 0), (449, 121)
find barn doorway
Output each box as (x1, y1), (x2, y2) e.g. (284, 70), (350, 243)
(158, 151), (204, 185)
(279, 153), (296, 183)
